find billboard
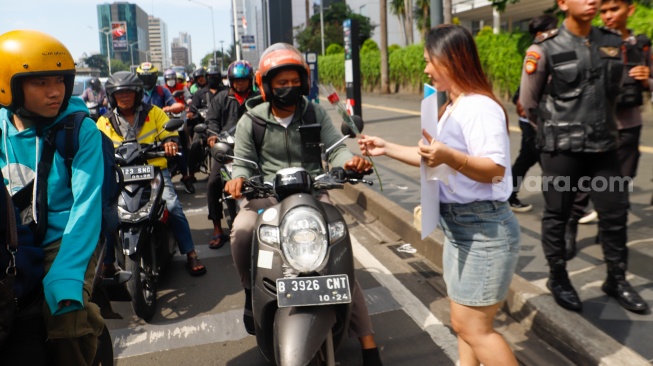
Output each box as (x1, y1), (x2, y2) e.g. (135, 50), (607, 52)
(111, 21), (128, 51)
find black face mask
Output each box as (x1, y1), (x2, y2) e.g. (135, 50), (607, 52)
(207, 77), (221, 89)
(271, 86), (302, 108)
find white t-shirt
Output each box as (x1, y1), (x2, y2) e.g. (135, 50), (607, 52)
(435, 94), (512, 204)
(274, 114), (293, 128)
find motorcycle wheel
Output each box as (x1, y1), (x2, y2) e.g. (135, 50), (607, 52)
(126, 243), (157, 321)
(92, 324), (114, 366)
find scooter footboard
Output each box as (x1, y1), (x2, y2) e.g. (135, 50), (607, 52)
(273, 306), (336, 366)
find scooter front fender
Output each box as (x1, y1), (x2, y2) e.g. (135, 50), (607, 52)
(273, 306), (336, 366)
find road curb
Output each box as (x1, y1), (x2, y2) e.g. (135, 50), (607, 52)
(333, 183), (650, 366)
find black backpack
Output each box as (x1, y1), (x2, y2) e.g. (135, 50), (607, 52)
(35, 112), (124, 244)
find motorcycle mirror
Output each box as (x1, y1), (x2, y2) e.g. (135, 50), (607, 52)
(172, 90), (185, 98)
(164, 119), (184, 131)
(194, 123), (208, 134)
(210, 142), (234, 164)
(341, 115), (364, 138)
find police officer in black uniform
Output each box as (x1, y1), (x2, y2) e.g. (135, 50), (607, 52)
(519, 0), (648, 313)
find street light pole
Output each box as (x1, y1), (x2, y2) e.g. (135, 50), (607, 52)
(219, 40), (225, 70)
(188, 0), (217, 65)
(99, 27), (112, 75)
(129, 41), (140, 67)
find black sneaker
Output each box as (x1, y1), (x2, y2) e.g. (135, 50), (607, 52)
(181, 176), (195, 194)
(509, 199), (533, 213)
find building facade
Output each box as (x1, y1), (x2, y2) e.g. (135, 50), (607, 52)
(96, 2), (149, 67)
(172, 32), (193, 67)
(148, 16), (170, 70)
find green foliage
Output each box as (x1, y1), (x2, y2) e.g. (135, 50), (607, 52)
(360, 39), (379, 53)
(110, 59), (129, 73)
(388, 44), (401, 54)
(295, 2), (374, 52)
(474, 28), (529, 98)
(326, 43), (344, 55)
(318, 53), (345, 90)
(627, 5), (653, 39)
(491, 0), (522, 12)
(84, 54), (109, 77)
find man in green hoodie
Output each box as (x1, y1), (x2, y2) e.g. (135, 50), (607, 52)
(0, 30), (104, 365)
(225, 43), (383, 366)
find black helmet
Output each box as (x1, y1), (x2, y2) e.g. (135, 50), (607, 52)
(192, 67), (207, 79)
(207, 65), (221, 78)
(89, 77), (102, 90)
(105, 71), (144, 108)
(136, 62), (159, 90)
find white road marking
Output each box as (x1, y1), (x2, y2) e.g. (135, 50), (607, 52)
(351, 236), (460, 363)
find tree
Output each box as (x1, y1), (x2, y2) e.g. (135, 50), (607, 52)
(84, 54), (109, 77)
(413, 0), (430, 40)
(490, 0), (522, 12)
(294, 2), (374, 52)
(110, 59), (129, 73)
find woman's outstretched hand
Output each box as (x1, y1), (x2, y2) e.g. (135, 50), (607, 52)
(358, 134), (386, 156)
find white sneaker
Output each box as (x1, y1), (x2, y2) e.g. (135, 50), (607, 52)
(578, 210), (598, 224)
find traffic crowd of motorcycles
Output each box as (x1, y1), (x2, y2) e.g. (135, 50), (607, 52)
(83, 64), (375, 366)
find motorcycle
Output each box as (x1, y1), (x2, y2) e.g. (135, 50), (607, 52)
(193, 123), (238, 228)
(112, 119), (184, 321)
(212, 121), (373, 366)
(85, 101), (107, 122)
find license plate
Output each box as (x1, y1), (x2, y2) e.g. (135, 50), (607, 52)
(276, 274), (351, 308)
(121, 165), (155, 182)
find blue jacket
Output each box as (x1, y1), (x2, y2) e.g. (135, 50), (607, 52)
(143, 85), (175, 109)
(0, 97), (103, 315)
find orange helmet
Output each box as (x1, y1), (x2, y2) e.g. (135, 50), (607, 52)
(0, 29), (76, 112)
(255, 43), (310, 101)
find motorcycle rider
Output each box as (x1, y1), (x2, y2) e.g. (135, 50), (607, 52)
(189, 67), (206, 95)
(138, 63), (195, 194)
(136, 62), (185, 116)
(203, 60), (259, 249)
(0, 30), (104, 365)
(163, 69), (192, 105)
(224, 43), (383, 366)
(80, 76), (108, 107)
(97, 71), (207, 277)
(186, 66), (225, 184)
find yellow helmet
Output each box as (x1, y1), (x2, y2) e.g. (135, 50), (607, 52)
(136, 62), (159, 90)
(0, 30), (76, 111)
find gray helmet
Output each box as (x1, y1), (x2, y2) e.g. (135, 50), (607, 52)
(105, 71), (144, 108)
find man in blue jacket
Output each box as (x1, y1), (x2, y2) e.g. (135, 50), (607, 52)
(0, 30), (105, 365)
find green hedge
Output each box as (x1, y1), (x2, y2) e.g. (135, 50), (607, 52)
(317, 33), (524, 97)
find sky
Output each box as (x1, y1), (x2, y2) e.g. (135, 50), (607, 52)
(0, 0), (234, 66)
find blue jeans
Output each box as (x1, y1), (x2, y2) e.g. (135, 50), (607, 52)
(439, 200), (520, 307)
(104, 168), (195, 264)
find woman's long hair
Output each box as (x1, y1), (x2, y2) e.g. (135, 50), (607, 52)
(425, 25), (509, 130)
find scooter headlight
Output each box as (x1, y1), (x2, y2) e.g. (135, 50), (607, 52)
(280, 207), (328, 273)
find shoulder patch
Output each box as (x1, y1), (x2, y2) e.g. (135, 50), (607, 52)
(599, 47), (620, 57)
(524, 51), (541, 75)
(534, 28), (558, 44)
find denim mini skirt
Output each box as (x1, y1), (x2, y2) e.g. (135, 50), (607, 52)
(439, 200), (520, 307)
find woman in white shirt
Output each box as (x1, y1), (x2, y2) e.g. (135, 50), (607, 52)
(359, 24), (519, 366)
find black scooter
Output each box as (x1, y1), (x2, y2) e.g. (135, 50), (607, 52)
(213, 120), (372, 366)
(113, 119), (184, 321)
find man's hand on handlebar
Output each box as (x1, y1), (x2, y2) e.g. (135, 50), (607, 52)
(163, 102), (185, 114)
(225, 177), (245, 199)
(163, 141), (179, 157)
(207, 135), (218, 148)
(186, 111), (195, 120)
(343, 155), (372, 172)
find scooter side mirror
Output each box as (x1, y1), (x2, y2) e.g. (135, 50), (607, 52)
(194, 123), (208, 134)
(341, 115), (364, 138)
(164, 119), (184, 131)
(172, 90), (185, 98)
(211, 142), (234, 164)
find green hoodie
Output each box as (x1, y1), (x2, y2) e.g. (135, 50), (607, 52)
(232, 96), (353, 182)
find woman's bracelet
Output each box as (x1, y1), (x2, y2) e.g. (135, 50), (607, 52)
(456, 155), (468, 171)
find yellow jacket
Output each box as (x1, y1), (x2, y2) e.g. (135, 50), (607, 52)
(96, 104), (178, 169)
